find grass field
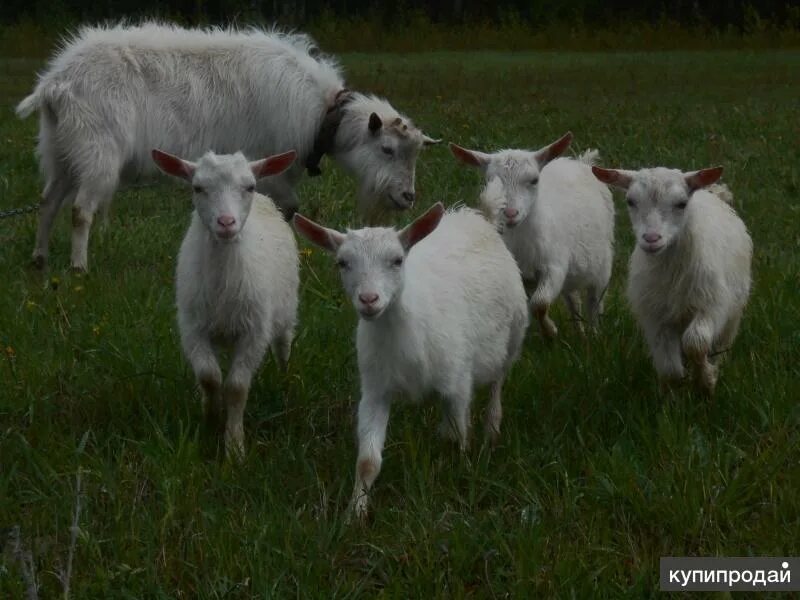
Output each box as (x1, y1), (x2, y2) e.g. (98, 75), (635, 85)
(1, 50), (799, 596)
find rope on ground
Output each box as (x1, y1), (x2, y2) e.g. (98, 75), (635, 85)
(0, 203), (39, 219)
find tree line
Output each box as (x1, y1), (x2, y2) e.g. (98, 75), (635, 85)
(2, 0), (797, 30)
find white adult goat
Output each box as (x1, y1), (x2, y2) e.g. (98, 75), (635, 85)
(17, 23), (439, 271)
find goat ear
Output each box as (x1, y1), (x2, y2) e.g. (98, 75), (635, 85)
(534, 132), (573, 167)
(422, 134), (442, 147)
(449, 143), (490, 170)
(592, 166), (634, 190)
(368, 112), (383, 134)
(685, 166), (723, 192)
(250, 150), (297, 179)
(152, 149), (195, 181)
(292, 213), (345, 253)
(398, 202), (445, 251)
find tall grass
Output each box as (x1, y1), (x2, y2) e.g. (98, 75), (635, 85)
(1, 49), (799, 596)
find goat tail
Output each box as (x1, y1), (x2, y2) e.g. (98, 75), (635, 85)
(17, 82), (71, 126)
(16, 91), (41, 119)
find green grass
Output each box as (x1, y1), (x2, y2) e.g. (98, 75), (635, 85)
(1, 50), (799, 597)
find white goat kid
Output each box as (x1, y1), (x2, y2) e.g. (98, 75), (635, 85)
(152, 148), (300, 457)
(293, 203), (529, 520)
(451, 133), (614, 337)
(592, 165), (752, 394)
(17, 23), (439, 271)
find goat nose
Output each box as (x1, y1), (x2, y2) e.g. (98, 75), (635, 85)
(402, 192), (415, 205)
(504, 207), (519, 219)
(217, 215), (236, 228)
(358, 292), (379, 305)
(643, 232), (662, 243)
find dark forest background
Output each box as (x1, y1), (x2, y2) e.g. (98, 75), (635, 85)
(3, 1), (799, 29)
(1, 1), (799, 52)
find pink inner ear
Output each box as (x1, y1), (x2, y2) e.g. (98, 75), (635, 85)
(293, 214), (337, 252)
(592, 166), (619, 185)
(152, 149), (192, 179)
(539, 132), (573, 164)
(257, 150), (297, 178)
(686, 166), (724, 190)
(449, 143), (483, 168)
(403, 202), (445, 249)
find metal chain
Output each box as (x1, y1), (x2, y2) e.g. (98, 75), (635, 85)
(0, 203), (40, 219)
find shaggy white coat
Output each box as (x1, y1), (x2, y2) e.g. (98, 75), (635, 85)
(17, 22), (432, 271)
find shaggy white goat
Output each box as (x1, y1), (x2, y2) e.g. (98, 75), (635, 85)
(293, 203), (529, 520)
(17, 22), (439, 271)
(152, 148), (300, 457)
(451, 133), (614, 337)
(592, 165), (752, 394)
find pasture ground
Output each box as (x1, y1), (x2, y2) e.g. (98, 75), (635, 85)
(1, 50), (798, 597)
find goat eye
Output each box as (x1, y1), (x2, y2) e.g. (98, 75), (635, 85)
(529, 177), (539, 186)
(626, 198), (636, 208)
(245, 184), (256, 193)
(193, 185), (204, 194)
(336, 259), (349, 270)
(675, 201), (688, 210)
(381, 146), (394, 157)
(392, 257), (403, 267)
